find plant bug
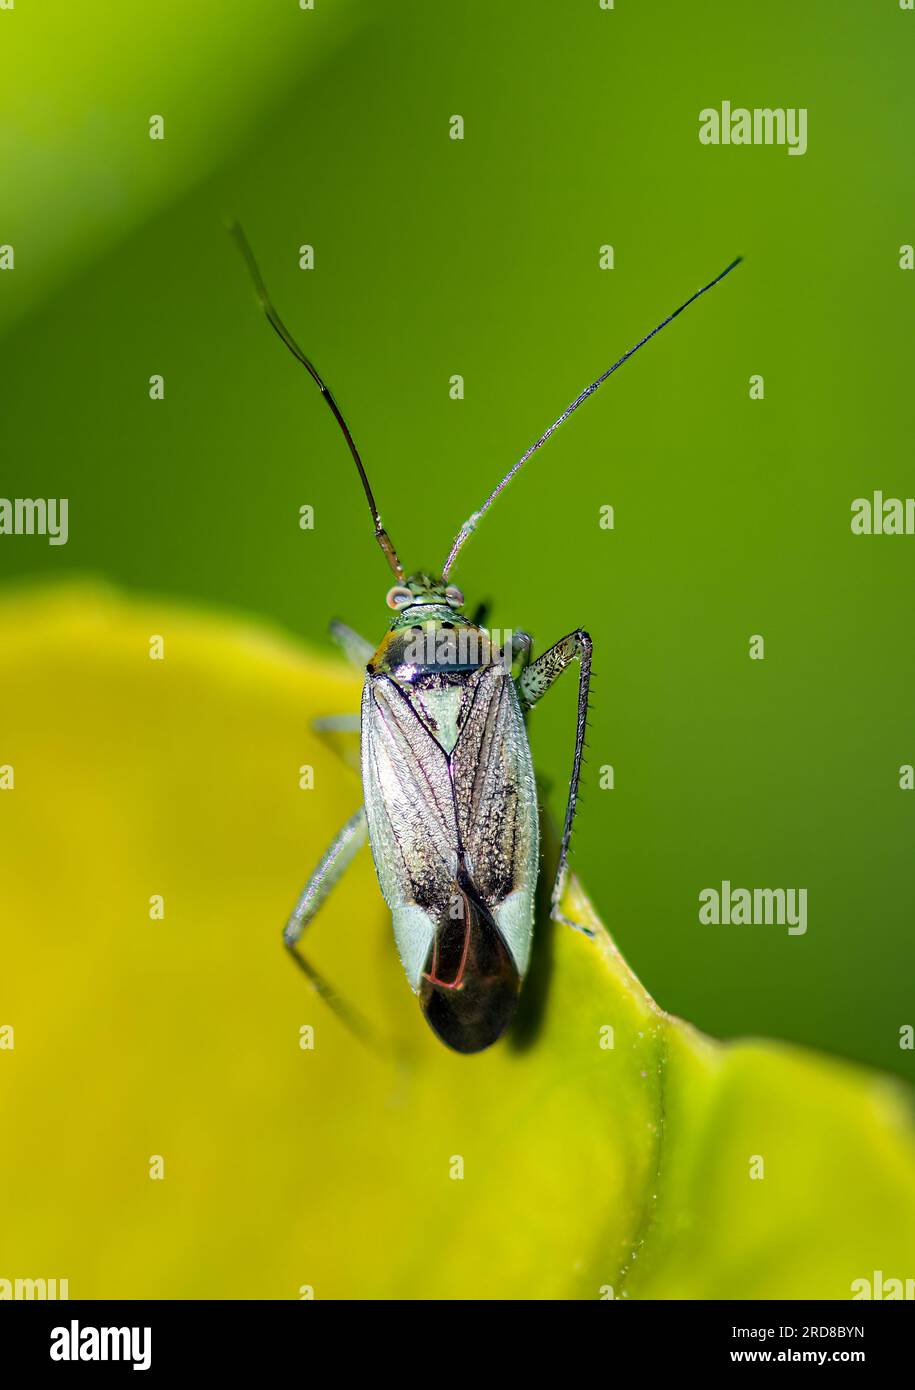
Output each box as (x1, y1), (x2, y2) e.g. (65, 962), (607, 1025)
(232, 225), (740, 1053)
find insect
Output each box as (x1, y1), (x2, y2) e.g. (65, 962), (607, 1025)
(233, 225), (740, 1053)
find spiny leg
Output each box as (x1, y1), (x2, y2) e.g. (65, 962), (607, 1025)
(284, 806), (378, 1046)
(519, 629), (593, 933)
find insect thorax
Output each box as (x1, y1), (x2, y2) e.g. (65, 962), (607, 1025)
(369, 608), (508, 684)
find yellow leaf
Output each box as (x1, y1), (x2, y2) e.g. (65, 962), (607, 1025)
(1, 583), (913, 1299)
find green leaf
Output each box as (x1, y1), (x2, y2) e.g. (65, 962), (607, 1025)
(0, 583), (913, 1299)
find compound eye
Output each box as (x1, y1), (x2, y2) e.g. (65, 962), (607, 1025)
(386, 586), (413, 611)
(444, 585), (464, 607)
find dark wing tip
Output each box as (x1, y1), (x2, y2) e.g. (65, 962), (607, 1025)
(419, 881), (521, 1054)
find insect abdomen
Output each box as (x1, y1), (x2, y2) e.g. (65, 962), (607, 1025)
(419, 872), (521, 1053)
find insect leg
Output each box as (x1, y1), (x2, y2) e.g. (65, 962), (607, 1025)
(329, 620), (375, 669)
(315, 624), (366, 769)
(311, 713), (360, 773)
(518, 629), (593, 934)
(511, 629), (533, 678)
(311, 714), (360, 733)
(284, 806), (377, 1045)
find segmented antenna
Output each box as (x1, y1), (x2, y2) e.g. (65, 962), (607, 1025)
(441, 256), (743, 579)
(230, 222), (405, 582)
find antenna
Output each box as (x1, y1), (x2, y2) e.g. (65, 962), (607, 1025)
(441, 256), (742, 579)
(230, 222), (405, 582)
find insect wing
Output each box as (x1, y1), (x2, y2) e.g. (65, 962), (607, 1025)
(361, 674), (459, 988)
(361, 666), (538, 1000)
(449, 663), (539, 976)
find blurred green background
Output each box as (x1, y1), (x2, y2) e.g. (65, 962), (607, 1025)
(2, 0), (913, 1082)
